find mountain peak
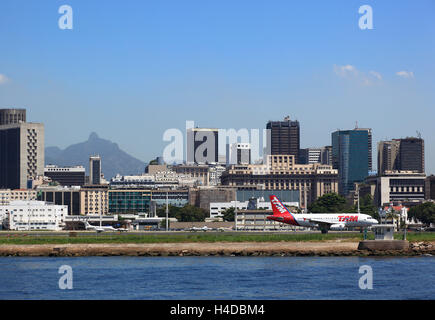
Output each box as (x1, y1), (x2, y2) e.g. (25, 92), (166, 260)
(45, 133), (145, 179)
(89, 132), (99, 141)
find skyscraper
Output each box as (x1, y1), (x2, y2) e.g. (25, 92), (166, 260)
(377, 140), (400, 175)
(378, 137), (424, 174)
(0, 122), (44, 189)
(266, 117), (300, 163)
(89, 155), (102, 185)
(396, 137), (424, 173)
(332, 128), (372, 195)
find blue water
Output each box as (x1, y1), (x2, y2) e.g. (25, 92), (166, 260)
(0, 256), (433, 299)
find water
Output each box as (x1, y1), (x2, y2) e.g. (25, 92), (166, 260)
(0, 256), (433, 299)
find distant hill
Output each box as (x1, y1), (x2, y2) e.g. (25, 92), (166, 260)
(45, 132), (146, 180)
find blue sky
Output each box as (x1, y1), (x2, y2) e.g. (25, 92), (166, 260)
(0, 0), (434, 172)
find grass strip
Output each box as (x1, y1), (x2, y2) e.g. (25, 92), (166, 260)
(0, 231), (433, 245)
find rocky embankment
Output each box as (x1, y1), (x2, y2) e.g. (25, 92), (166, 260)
(0, 241), (434, 257)
(409, 242), (435, 255)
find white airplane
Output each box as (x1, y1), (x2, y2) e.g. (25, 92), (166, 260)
(268, 195), (379, 233)
(84, 221), (128, 233)
(188, 226), (214, 232)
(217, 226), (233, 232)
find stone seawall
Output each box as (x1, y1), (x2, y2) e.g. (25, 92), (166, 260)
(0, 241), (434, 257)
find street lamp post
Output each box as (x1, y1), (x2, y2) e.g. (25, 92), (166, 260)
(234, 200), (238, 231)
(166, 191), (168, 232)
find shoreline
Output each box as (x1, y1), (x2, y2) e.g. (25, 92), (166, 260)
(0, 241), (434, 257)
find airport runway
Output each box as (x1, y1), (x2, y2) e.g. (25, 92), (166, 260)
(0, 230), (361, 237)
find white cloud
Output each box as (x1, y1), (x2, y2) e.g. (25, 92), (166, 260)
(333, 65), (382, 86)
(333, 64), (358, 78)
(369, 71), (382, 80)
(0, 74), (9, 84)
(396, 71), (414, 79)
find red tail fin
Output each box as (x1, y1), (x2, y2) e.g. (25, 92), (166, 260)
(269, 195), (292, 216)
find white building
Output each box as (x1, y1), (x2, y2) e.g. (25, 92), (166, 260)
(210, 199), (299, 218)
(110, 171), (201, 189)
(0, 200), (67, 231)
(209, 165), (227, 186)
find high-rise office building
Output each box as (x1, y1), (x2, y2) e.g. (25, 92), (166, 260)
(378, 137), (424, 174)
(377, 140), (400, 175)
(186, 128), (219, 164)
(89, 155), (101, 185)
(266, 117), (300, 163)
(0, 122), (44, 189)
(332, 128), (372, 195)
(0, 108), (26, 125)
(397, 137), (424, 173)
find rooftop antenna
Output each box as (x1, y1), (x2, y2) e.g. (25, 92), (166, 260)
(416, 131), (421, 139)
(355, 121), (359, 129)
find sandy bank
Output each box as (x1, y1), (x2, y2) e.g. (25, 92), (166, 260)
(1, 241), (434, 257)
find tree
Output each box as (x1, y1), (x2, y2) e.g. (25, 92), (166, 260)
(308, 193), (352, 213)
(156, 204), (208, 222)
(148, 158), (159, 165)
(222, 207), (235, 222)
(355, 194), (379, 219)
(408, 202), (435, 226)
(176, 205), (208, 222)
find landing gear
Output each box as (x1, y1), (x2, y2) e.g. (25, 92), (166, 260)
(320, 227), (329, 234)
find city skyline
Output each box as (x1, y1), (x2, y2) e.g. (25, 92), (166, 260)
(1, 1), (434, 173)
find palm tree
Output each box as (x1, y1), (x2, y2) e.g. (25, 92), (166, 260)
(385, 212), (399, 229)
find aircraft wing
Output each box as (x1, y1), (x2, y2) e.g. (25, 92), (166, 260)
(307, 218), (335, 226)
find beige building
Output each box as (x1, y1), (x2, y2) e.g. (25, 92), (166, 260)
(0, 189), (37, 205)
(220, 155), (338, 208)
(80, 185), (109, 215)
(173, 164), (210, 186)
(362, 171), (426, 206)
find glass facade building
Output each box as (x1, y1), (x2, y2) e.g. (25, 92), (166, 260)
(108, 189), (189, 214)
(332, 129), (372, 196)
(109, 190), (152, 214)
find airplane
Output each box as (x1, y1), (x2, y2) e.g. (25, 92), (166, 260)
(83, 221), (128, 233)
(267, 195), (379, 233)
(217, 226), (233, 232)
(188, 226), (214, 232)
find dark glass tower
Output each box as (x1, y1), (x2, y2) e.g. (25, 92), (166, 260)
(332, 128), (372, 195)
(266, 118), (300, 163)
(396, 138), (424, 173)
